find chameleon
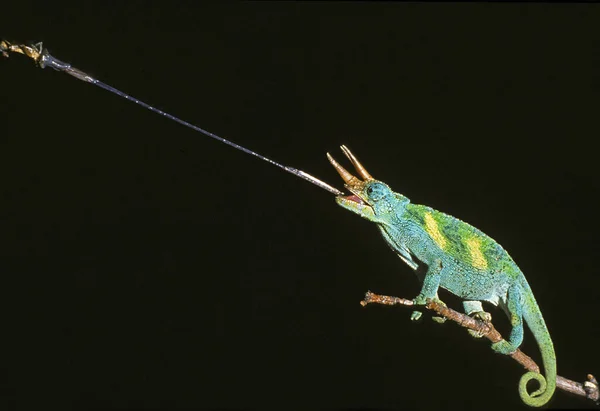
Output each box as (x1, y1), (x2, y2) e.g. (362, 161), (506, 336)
(326, 145), (556, 407)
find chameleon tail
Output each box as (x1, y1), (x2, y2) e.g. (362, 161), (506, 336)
(519, 286), (557, 407)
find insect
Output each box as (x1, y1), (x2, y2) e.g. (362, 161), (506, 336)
(326, 145), (555, 407)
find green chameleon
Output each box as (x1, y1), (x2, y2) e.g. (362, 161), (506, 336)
(327, 145), (556, 407)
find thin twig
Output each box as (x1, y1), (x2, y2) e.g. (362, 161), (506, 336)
(360, 290), (599, 405)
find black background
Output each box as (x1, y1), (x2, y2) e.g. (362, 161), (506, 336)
(2, 3), (600, 410)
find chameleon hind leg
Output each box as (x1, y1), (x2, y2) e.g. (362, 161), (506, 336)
(491, 283), (524, 354)
(463, 300), (492, 338)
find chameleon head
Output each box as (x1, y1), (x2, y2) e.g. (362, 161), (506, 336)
(327, 146), (404, 223)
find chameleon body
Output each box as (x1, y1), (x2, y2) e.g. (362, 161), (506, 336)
(327, 146), (556, 407)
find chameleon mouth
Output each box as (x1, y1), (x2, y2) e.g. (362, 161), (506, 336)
(345, 193), (365, 205)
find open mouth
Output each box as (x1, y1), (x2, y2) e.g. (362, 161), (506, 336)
(345, 194), (365, 205)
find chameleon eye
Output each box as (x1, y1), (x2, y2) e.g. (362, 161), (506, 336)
(366, 182), (387, 201)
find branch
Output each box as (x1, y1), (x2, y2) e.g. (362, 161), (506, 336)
(360, 290), (599, 405)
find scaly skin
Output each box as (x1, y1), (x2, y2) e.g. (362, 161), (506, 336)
(329, 149), (556, 407)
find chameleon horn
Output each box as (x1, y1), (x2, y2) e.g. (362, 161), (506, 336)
(327, 152), (363, 187)
(340, 145), (373, 181)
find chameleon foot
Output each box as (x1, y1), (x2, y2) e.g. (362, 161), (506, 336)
(410, 310), (446, 323)
(473, 311), (492, 322)
(410, 294), (447, 324)
(411, 296), (447, 323)
(468, 330), (481, 338)
(467, 311), (492, 338)
(410, 310), (423, 321)
(410, 294), (427, 322)
(430, 297), (447, 323)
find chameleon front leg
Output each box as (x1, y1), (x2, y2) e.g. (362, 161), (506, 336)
(411, 259), (446, 321)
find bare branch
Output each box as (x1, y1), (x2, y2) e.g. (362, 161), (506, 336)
(360, 290), (599, 405)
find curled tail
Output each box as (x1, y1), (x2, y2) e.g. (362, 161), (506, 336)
(520, 289), (557, 407)
(518, 369), (556, 407)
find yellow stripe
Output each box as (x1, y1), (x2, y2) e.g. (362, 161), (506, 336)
(465, 237), (488, 269)
(424, 212), (447, 250)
